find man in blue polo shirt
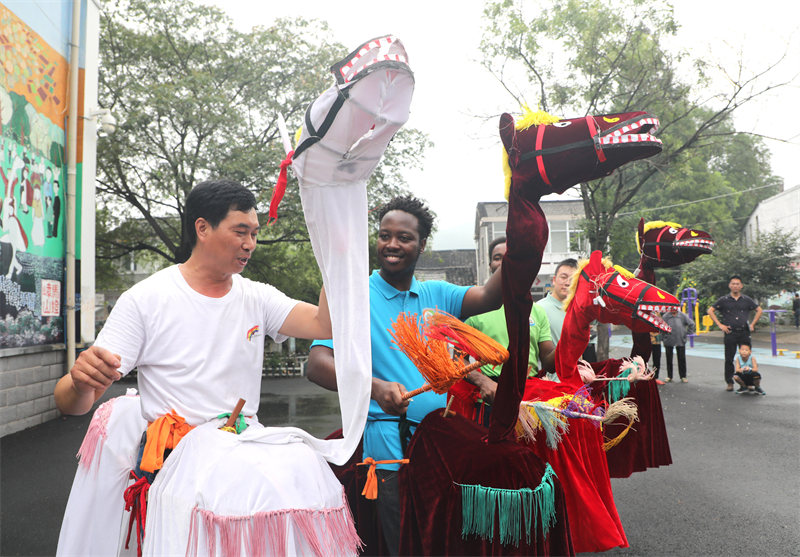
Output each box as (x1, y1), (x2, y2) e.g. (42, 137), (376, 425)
(307, 195), (503, 555)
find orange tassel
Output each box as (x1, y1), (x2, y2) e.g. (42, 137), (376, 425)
(390, 313), (466, 391)
(357, 457), (409, 499)
(424, 310), (508, 364)
(390, 311), (510, 398)
(140, 410), (194, 473)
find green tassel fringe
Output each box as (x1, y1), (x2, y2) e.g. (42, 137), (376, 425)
(458, 464), (557, 547)
(607, 368), (632, 403)
(215, 412), (248, 434)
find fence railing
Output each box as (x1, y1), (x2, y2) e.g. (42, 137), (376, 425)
(262, 354), (308, 377)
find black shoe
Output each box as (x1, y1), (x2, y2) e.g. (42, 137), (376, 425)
(754, 387), (766, 395)
(735, 387), (747, 394)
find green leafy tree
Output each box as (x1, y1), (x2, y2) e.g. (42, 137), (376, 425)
(482, 0), (790, 356)
(679, 229), (799, 310)
(482, 0), (786, 255)
(95, 0), (430, 298)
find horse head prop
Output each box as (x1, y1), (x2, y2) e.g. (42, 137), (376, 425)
(635, 218), (714, 279)
(556, 250), (679, 383)
(499, 110), (662, 198)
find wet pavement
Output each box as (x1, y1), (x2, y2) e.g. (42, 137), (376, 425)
(2, 330), (799, 556)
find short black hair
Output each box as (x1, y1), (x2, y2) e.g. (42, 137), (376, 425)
(184, 178), (257, 251)
(488, 236), (507, 259)
(729, 275), (743, 282)
(377, 195), (435, 242)
(555, 258), (578, 276)
(738, 341), (751, 349)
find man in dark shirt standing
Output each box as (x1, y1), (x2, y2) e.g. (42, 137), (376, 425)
(708, 275), (763, 391)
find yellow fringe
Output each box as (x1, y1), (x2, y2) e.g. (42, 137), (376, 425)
(637, 220), (683, 254)
(613, 265), (635, 280)
(502, 105), (562, 200)
(603, 420), (634, 451)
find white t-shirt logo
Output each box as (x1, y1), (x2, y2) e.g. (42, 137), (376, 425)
(246, 325), (260, 341)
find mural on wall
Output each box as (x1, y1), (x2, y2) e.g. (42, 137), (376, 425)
(0, 4), (68, 347)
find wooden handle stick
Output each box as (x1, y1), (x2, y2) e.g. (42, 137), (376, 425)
(223, 398), (246, 430)
(401, 360), (485, 400)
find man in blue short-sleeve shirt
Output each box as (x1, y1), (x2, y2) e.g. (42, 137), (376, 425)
(307, 195), (503, 555)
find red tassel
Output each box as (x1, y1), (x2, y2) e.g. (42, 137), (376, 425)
(268, 150), (294, 225)
(124, 471), (151, 557)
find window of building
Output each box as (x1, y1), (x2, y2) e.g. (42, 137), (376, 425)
(545, 219), (585, 254)
(491, 221), (506, 241)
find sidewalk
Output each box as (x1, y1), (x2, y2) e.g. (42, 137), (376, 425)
(609, 327), (800, 369)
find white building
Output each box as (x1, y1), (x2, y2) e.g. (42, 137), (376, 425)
(474, 199), (588, 299)
(742, 184), (800, 269)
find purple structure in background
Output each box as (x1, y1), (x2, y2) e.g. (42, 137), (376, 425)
(764, 309), (786, 356)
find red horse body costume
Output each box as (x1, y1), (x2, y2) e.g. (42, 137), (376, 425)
(599, 219), (715, 478)
(395, 110), (665, 555)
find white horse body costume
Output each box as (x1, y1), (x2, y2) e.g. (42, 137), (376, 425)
(56, 37), (413, 556)
(57, 391), (145, 557)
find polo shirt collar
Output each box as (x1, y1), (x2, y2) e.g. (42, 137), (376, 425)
(371, 269), (420, 300)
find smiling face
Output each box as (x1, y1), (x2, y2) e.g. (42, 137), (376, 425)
(377, 209), (425, 286)
(489, 242), (507, 275)
(198, 208), (259, 275)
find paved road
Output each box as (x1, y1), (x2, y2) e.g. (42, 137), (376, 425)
(2, 341), (799, 556)
(588, 346), (800, 556)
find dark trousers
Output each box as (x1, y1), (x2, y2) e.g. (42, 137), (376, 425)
(375, 469), (401, 556)
(724, 329), (750, 385)
(582, 343), (597, 362)
(651, 343), (661, 378)
(664, 345), (686, 379)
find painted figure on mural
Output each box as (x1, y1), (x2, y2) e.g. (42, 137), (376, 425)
(19, 161), (31, 214)
(31, 184), (44, 246)
(49, 179), (61, 238)
(0, 194), (27, 278)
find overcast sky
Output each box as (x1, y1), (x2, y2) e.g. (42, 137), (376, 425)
(203, 0), (799, 249)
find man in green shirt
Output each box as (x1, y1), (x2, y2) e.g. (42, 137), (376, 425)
(465, 237), (556, 404)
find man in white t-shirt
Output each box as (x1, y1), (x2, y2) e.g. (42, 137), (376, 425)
(53, 179), (343, 555)
(54, 177), (331, 429)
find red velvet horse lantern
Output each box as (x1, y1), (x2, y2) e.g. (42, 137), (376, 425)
(398, 109), (663, 555)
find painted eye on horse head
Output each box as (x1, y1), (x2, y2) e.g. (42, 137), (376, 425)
(553, 122), (572, 127)
(615, 275), (630, 289)
(668, 227), (678, 234)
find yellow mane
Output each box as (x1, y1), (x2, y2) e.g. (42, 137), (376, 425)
(561, 258), (637, 310)
(614, 265), (634, 279)
(636, 220), (683, 254)
(503, 105), (562, 200)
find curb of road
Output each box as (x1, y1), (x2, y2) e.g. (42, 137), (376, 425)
(609, 335), (800, 369)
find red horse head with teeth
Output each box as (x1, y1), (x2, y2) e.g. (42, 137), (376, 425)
(636, 218), (714, 278)
(500, 110), (662, 197)
(556, 251), (679, 383)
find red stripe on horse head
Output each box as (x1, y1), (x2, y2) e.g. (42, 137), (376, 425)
(535, 124), (551, 186)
